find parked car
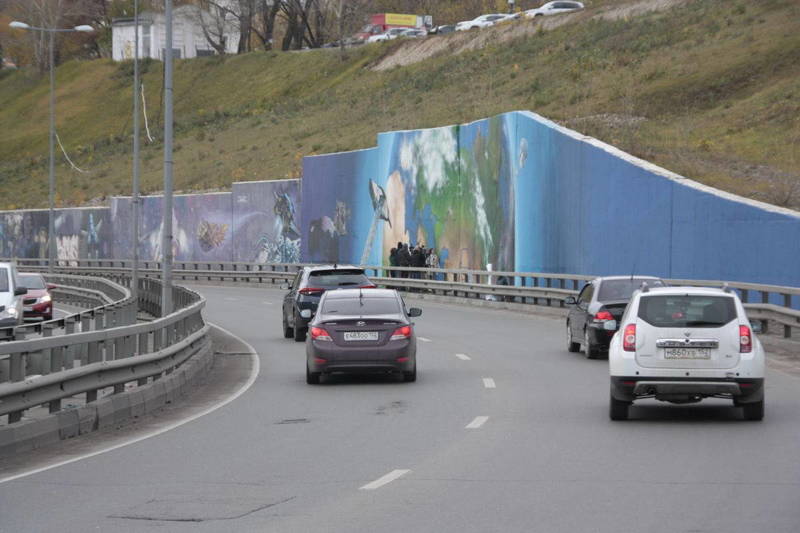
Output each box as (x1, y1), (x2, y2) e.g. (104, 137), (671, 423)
(304, 288), (422, 384)
(0, 262), (26, 339)
(282, 265), (376, 342)
(566, 276), (665, 358)
(432, 24), (456, 35)
(609, 285), (765, 421)
(455, 14), (510, 31)
(18, 272), (54, 321)
(399, 28), (427, 38)
(367, 27), (409, 42)
(525, 1), (584, 18)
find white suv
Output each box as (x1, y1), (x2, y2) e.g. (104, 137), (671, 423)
(609, 286), (765, 421)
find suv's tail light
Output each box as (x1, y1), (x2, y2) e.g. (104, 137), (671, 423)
(299, 287), (324, 295)
(594, 310), (614, 321)
(739, 325), (752, 353)
(310, 327), (332, 341)
(391, 325), (412, 341)
(358, 283), (377, 289)
(623, 324), (636, 352)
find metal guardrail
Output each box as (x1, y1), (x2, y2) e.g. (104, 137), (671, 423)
(0, 273), (136, 340)
(5, 258), (798, 340)
(0, 274), (207, 425)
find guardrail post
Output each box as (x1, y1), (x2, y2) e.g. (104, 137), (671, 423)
(760, 291), (769, 334)
(782, 294), (792, 338)
(10, 352), (25, 382)
(545, 278), (552, 307)
(50, 345), (64, 375)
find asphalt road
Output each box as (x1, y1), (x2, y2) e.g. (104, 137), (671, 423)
(1, 285), (799, 532)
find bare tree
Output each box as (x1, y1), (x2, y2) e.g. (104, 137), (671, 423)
(191, 0), (240, 54)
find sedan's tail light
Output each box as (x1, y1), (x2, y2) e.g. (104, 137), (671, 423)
(310, 327), (332, 341)
(739, 325), (752, 353)
(623, 324), (636, 352)
(391, 325), (412, 341)
(594, 310), (614, 321)
(299, 287), (324, 295)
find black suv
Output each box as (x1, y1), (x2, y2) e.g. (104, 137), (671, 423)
(282, 265), (376, 342)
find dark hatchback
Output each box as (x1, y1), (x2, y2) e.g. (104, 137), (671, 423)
(282, 265), (376, 342)
(566, 276), (665, 358)
(305, 288), (421, 384)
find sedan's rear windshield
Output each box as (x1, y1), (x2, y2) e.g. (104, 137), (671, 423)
(598, 279), (665, 302)
(638, 295), (737, 328)
(308, 270), (369, 288)
(19, 274), (45, 289)
(322, 297), (400, 316)
(0, 268), (8, 292)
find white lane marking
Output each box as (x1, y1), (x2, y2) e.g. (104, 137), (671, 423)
(466, 416), (489, 429)
(0, 322), (260, 485)
(418, 337), (432, 343)
(360, 469), (411, 490)
(482, 377), (496, 389)
(455, 353), (471, 361)
(262, 301), (274, 305)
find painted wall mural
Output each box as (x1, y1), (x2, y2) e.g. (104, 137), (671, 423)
(301, 110), (800, 289)
(232, 180), (301, 263)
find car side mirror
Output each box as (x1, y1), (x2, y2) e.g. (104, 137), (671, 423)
(300, 309), (313, 319)
(564, 296), (576, 305)
(408, 307), (422, 317)
(46, 283), (57, 290)
(751, 321), (763, 334)
(14, 287), (27, 296)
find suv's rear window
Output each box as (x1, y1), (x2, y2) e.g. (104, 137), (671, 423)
(322, 297), (400, 316)
(598, 279), (664, 302)
(308, 270), (369, 288)
(638, 295), (737, 328)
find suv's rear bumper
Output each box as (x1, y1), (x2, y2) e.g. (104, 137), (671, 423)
(611, 376), (764, 403)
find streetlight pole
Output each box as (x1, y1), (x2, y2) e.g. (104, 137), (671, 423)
(132, 0), (141, 304)
(161, 0), (174, 316)
(8, 21), (94, 273)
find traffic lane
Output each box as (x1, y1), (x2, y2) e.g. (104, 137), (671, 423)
(266, 300), (800, 532)
(0, 285), (509, 532)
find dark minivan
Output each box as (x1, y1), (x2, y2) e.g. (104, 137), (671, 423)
(282, 265), (376, 342)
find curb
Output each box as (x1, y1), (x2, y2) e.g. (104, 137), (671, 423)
(0, 333), (215, 459)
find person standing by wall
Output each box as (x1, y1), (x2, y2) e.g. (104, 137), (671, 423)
(398, 242), (411, 279)
(426, 247), (439, 280)
(389, 246), (398, 277)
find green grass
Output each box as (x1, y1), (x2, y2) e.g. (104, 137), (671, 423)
(1, 0), (798, 209)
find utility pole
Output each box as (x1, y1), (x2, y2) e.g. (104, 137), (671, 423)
(161, 0), (174, 316)
(48, 29), (56, 273)
(132, 0), (141, 304)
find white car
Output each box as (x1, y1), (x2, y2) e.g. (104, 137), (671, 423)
(455, 14), (511, 31)
(525, 1), (584, 18)
(367, 28), (409, 43)
(0, 262), (26, 339)
(398, 28), (427, 38)
(608, 285), (765, 421)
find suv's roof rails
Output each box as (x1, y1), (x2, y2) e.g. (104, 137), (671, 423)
(640, 281), (649, 293)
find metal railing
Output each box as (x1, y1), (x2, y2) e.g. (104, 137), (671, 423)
(5, 258), (798, 339)
(0, 274), (207, 424)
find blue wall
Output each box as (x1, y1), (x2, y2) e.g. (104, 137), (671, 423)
(301, 110), (800, 288)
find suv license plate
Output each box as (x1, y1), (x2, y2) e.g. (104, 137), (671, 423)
(344, 331), (379, 342)
(664, 348), (711, 359)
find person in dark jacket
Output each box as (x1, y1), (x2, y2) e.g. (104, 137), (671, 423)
(389, 247), (398, 277)
(398, 243), (412, 279)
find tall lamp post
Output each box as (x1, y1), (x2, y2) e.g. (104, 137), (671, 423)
(132, 0), (141, 305)
(9, 21), (94, 273)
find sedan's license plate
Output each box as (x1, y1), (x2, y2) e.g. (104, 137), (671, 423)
(23, 306), (32, 312)
(664, 348), (711, 359)
(344, 331), (379, 342)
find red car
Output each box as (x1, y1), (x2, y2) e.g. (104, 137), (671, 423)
(19, 272), (54, 321)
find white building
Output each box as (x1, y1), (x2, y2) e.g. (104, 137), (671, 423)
(112, 5), (239, 62)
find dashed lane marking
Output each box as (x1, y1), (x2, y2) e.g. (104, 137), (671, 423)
(466, 416), (489, 429)
(418, 337), (432, 343)
(483, 378), (496, 389)
(360, 469), (411, 490)
(455, 353), (471, 361)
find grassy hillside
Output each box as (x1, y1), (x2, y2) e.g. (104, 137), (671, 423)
(0, 0), (798, 210)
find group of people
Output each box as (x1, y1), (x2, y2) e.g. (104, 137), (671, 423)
(388, 242), (439, 279)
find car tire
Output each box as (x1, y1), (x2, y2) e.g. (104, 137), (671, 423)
(742, 398), (764, 421)
(609, 393), (630, 421)
(306, 363), (321, 385)
(584, 328), (599, 359)
(403, 364), (417, 383)
(282, 315), (294, 339)
(293, 312), (307, 342)
(566, 321), (580, 352)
